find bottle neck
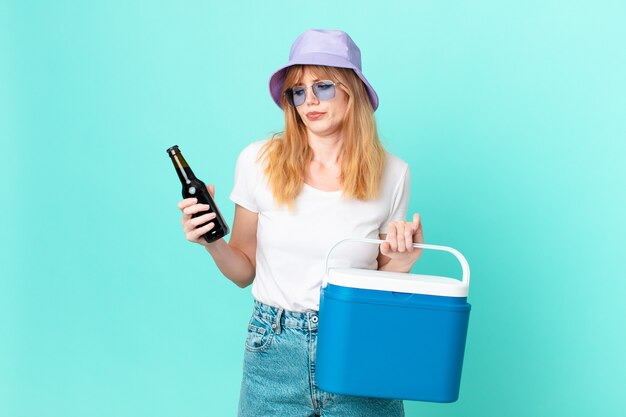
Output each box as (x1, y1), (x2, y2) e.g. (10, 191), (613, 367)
(169, 152), (197, 185)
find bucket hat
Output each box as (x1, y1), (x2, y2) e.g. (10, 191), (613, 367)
(269, 29), (379, 111)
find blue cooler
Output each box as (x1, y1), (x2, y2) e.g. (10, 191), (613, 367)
(316, 238), (471, 403)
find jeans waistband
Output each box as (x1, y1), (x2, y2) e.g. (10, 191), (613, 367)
(253, 300), (319, 332)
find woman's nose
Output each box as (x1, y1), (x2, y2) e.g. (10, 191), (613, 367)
(305, 86), (319, 105)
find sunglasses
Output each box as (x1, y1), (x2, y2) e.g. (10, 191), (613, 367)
(284, 80), (343, 107)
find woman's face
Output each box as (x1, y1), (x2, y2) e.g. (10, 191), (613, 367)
(292, 67), (349, 138)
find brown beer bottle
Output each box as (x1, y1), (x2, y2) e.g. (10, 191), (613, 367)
(167, 145), (230, 243)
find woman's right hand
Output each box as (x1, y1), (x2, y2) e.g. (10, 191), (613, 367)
(178, 184), (218, 247)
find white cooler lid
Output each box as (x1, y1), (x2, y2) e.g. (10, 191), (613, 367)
(327, 268), (469, 297)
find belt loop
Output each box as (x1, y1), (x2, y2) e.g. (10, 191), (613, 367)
(273, 308), (283, 334)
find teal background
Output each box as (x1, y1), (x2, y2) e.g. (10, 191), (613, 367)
(2, 1), (625, 416)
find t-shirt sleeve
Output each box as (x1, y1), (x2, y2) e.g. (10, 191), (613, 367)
(229, 144), (260, 213)
(379, 164), (410, 234)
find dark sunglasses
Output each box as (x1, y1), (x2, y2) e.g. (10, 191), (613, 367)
(284, 80), (343, 107)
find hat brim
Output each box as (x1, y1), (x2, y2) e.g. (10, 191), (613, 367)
(268, 52), (379, 111)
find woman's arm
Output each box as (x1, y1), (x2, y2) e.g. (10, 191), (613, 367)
(205, 204), (257, 288)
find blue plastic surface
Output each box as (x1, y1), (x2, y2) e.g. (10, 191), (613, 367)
(316, 284), (471, 402)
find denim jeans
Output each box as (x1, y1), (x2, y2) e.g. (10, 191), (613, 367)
(237, 300), (405, 417)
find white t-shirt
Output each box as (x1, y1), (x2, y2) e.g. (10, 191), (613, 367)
(229, 139), (410, 312)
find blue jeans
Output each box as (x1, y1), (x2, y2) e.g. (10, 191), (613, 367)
(237, 300), (405, 417)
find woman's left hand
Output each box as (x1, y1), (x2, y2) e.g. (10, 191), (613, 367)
(380, 213), (424, 265)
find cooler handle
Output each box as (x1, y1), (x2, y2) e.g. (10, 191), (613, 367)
(322, 238), (470, 289)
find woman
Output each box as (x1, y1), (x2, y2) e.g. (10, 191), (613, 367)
(177, 29), (424, 417)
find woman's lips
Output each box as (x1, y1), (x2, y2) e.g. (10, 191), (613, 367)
(306, 112), (326, 120)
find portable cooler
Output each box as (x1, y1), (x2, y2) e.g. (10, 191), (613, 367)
(316, 238), (471, 403)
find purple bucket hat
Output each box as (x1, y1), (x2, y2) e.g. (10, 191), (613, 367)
(269, 29), (379, 111)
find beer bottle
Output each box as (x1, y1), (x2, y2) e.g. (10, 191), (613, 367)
(167, 145), (230, 243)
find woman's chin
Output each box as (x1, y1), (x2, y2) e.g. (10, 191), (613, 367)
(306, 124), (341, 137)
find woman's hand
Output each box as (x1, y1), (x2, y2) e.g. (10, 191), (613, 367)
(177, 184), (217, 248)
(380, 213), (424, 267)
